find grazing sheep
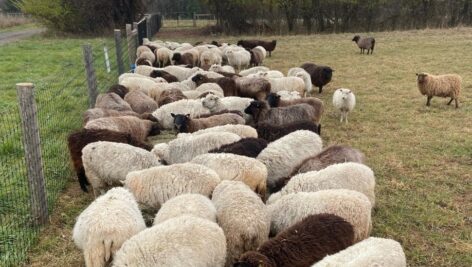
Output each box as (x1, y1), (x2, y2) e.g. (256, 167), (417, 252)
(119, 76), (165, 95)
(112, 215), (227, 267)
(84, 116), (161, 142)
(208, 138), (267, 158)
(82, 108), (142, 125)
(106, 84), (129, 99)
(118, 73), (166, 84)
(162, 65), (201, 81)
(235, 214), (355, 267)
(152, 99), (210, 129)
(244, 100), (319, 126)
(177, 124), (258, 140)
(333, 88), (356, 123)
(202, 94), (254, 122)
(212, 181), (270, 267)
(239, 66), (270, 76)
(271, 90), (301, 100)
(268, 162), (376, 206)
(256, 120), (321, 143)
(82, 141), (160, 196)
(134, 65), (159, 76)
(124, 163), (220, 210)
(151, 143), (169, 164)
(209, 64), (236, 73)
(136, 45), (152, 58)
(155, 47), (173, 67)
(124, 90), (158, 114)
(226, 49), (251, 72)
(293, 145), (365, 175)
(257, 130), (323, 193)
(266, 93), (324, 124)
(172, 51), (196, 66)
(200, 50), (222, 70)
(249, 47), (265, 66)
(192, 153), (267, 197)
(164, 132), (241, 164)
(95, 93), (132, 112)
(301, 63), (334, 93)
(352, 35), (376, 55)
(67, 129), (152, 192)
(195, 83), (225, 97)
(253, 70), (284, 79)
(237, 40), (277, 57)
(73, 188), (146, 267)
(416, 72), (462, 108)
(171, 113), (245, 133)
(149, 69), (179, 83)
(313, 237), (407, 267)
(287, 67), (314, 96)
(234, 76), (272, 100)
(136, 50), (156, 66)
(192, 74), (239, 96)
(268, 190), (372, 242)
(157, 88), (188, 107)
(153, 194), (216, 225)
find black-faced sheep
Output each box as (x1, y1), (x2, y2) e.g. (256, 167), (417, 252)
(352, 35), (376, 55)
(84, 116), (161, 142)
(208, 138), (267, 158)
(192, 74), (239, 96)
(256, 120), (320, 143)
(300, 63), (334, 93)
(244, 101), (318, 126)
(171, 113), (245, 133)
(234, 214), (355, 267)
(237, 40), (277, 57)
(266, 93), (324, 124)
(157, 88), (187, 107)
(416, 72), (462, 108)
(106, 84), (129, 99)
(149, 70), (179, 83)
(152, 99), (210, 130)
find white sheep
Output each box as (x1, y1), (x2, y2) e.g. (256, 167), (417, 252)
(134, 65), (159, 76)
(199, 50), (222, 70)
(191, 153), (267, 197)
(118, 73), (165, 84)
(267, 76), (306, 96)
(119, 76), (163, 95)
(201, 94), (253, 122)
(255, 70), (284, 78)
(81, 141), (160, 196)
(288, 67), (314, 96)
(177, 124), (258, 139)
(124, 163), (220, 210)
(212, 181), (270, 267)
(254, 45), (267, 58)
(257, 130), (323, 193)
(153, 194), (216, 225)
(209, 64), (236, 73)
(268, 190), (372, 242)
(73, 188), (146, 267)
(333, 88), (356, 123)
(267, 162), (376, 206)
(239, 66), (270, 76)
(155, 47), (173, 67)
(277, 90), (302, 100)
(151, 143), (169, 162)
(226, 49), (251, 72)
(151, 99), (210, 129)
(112, 215), (227, 267)
(195, 83), (225, 97)
(312, 237), (407, 267)
(162, 65), (202, 81)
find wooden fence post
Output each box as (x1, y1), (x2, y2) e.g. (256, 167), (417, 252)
(126, 24), (136, 67)
(16, 83), (49, 226)
(82, 44), (98, 108)
(114, 29), (125, 75)
(146, 15), (152, 38)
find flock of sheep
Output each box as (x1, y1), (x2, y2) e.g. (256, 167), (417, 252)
(63, 34), (466, 267)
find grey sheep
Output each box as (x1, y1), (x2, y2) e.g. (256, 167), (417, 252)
(244, 100), (319, 126)
(352, 35), (376, 55)
(95, 93), (132, 112)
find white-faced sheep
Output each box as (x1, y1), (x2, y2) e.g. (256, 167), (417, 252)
(212, 181), (270, 267)
(416, 72), (462, 108)
(268, 190), (372, 242)
(244, 100), (319, 126)
(239, 66), (270, 76)
(268, 162), (376, 206)
(256, 130), (323, 193)
(191, 153), (268, 198)
(153, 194), (216, 225)
(209, 64), (236, 74)
(112, 215), (227, 267)
(151, 99), (210, 129)
(266, 93), (324, 124)
(171, 113), (245, 133)
(287, 67), (314, 96)
(95, 93), (132, 112)
(226, 49), (251, 72)
(177, 124), (258, 139)
(124, 163), (220, 211)
(84, 116), (160, 142)
(266, 76), (306, 96)
(352, 35), (376, 55)
(82, 141), (160, 196)
(333, 88), (356, 123)
(124, 90), (158, 114)
(313, 237), (407, 267)
(73, 188), (146, 267)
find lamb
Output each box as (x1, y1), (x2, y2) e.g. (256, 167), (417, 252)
(209, 64), (236, 73)
(67, 129), (152, 192)
(73, 188), (146, 267)
(287, 67), (314, 95)
(149, 69), (179, 83)
(112, 215), (227, 267)
(95, 93), (132, 112)
(151, 99), (210, 129)
(177, 124), (258, 139)
(313, 237), (407, 267)
(106, 84), (129, 99)
(235, 214), (355, 267)
(292, 145), (365, 175)
(416, 72), (462, 108)
(249, 47), (265, 66)
(208, 138), (267, 158)
(268, 190), (372, 242)
(123, 163), (220, 211)
(268, 162), (376, 206)
(157, 88), (188, 107)
(82, 108), (143, 125)
(191, 153), (268, 197)
(256, 130), (323, 193)
(266, 92), (324, 124)
(352, 35), (376, 55)
(163, 132), (241, 164)
(239, 66), (269, 76)
(171, 113), (245, 133)
(333, 88), (356, 123)
(212, 181), (270, 267)
(82, 141), (160, 196)
(244, 100), (319, 126)
(84, 116), (161, 142)
(153, 194), (216, 225)
(301, 63), (334, 93)
(237, 40), (277, 57)
(226, 49), (251, 72)
(256, 120), (321, 143)
(124, 90), (158, 114)
(155, 47), (173, 67)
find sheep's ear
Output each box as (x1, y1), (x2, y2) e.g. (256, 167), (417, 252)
(185, 114), (191, 118)
(416, 73), (419, 76)
(171, 113), (175, 118)
(276, 94), (281, 99)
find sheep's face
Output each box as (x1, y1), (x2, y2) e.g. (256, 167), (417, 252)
(202, 94), (219, 109)
(149, 122), (161, 136)
(352, 35), (361, 42)
(171, 53), (181, 64)
(191, 74), (205, 83)
(244, 101), (264, 117)
(234, 251), (272, 267)
(209, 64), (220, 72)
(266, 93), (281, 107)
(322, 68), (333, 80)
(416, 73), (428, 83)
(150, 70), (162, 78)
(340, 89), (352, 100)
(171, 113), (191, 133)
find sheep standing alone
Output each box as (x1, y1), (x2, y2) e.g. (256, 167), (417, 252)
(84, 116), (160, 142)
(112, 215), (227, 267)
(416, 72), (462, 108)
(266, 93), (324, 124)
(301, 63), (334, 93)
(235, 214), (355, 267)
(256, 121), (321, 142)
(73, 188), (146, 267)
(352, 35), (376, 55)
(208, 138), (267, 158)
(171, 113), (245, 133)
(153, 194), (216, 225)
(333, 88), (356, 123)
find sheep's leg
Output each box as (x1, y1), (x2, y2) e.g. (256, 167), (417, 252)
(447, 98), (454, 105)
(455, 98), (459, 108)
(345, 112), (349, 124)
(426, 96), (432, 106)
(319, 86), (323, 94)
(340, 114), (343, 123)
(269, 51), (272, 57)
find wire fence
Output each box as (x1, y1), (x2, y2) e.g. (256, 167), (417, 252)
(161, 12), (216, 28)
(0, 25), (135, 266)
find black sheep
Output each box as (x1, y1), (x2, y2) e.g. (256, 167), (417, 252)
(300, 63), (334, 94)
(237, 39), (277, 57)
(209, 138), (268, 158)
(149, 70), (179, 83)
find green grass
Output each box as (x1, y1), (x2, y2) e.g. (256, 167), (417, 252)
(5, 28), (472, 266)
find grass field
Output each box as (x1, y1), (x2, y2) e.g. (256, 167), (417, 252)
(6, 28), (472, 266)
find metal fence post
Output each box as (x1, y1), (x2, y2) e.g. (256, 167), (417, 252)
(16, 83), (48, 226)
(114, 29), (125, 75)
(193, 13), (197, 27)
(82, 45), (98, 108)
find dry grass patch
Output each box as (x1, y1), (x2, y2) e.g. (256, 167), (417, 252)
(0, 14), (32, 29)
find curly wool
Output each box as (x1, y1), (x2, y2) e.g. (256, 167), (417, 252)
(83, 108), (141, 125)
(417, 72), (462, 98)
(153, 194), (216, 225)
(177, 124), (257, 139)
(124, 90), (158, 114)
(152, 99), (211, 129)
(84, 115), (158, 142)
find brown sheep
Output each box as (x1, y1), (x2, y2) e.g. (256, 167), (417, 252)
(106, 84), (129, 99)
(84, 116), (160, 142)
(149, 70), (179, 83)
(266, 93), (324, 124)
(352, 35), (376, 55)
(234, 213), (355, 267)
(158, 88), (188, 107)
(249, 48), (264, 66)
(83, 108), (141, 125)
(67, 129), (152, 192)
(237, 40), (277, 57)
(124, 90), (158, 114)
(171, 113), (245, 133)
(300, 63), (334, 94)
(416, 72), (462, 108)
(95, 93), (132, 111)
(192, 74), (239, 97)
(172, 52), (195, 66)
(244, 101), (318, 126)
